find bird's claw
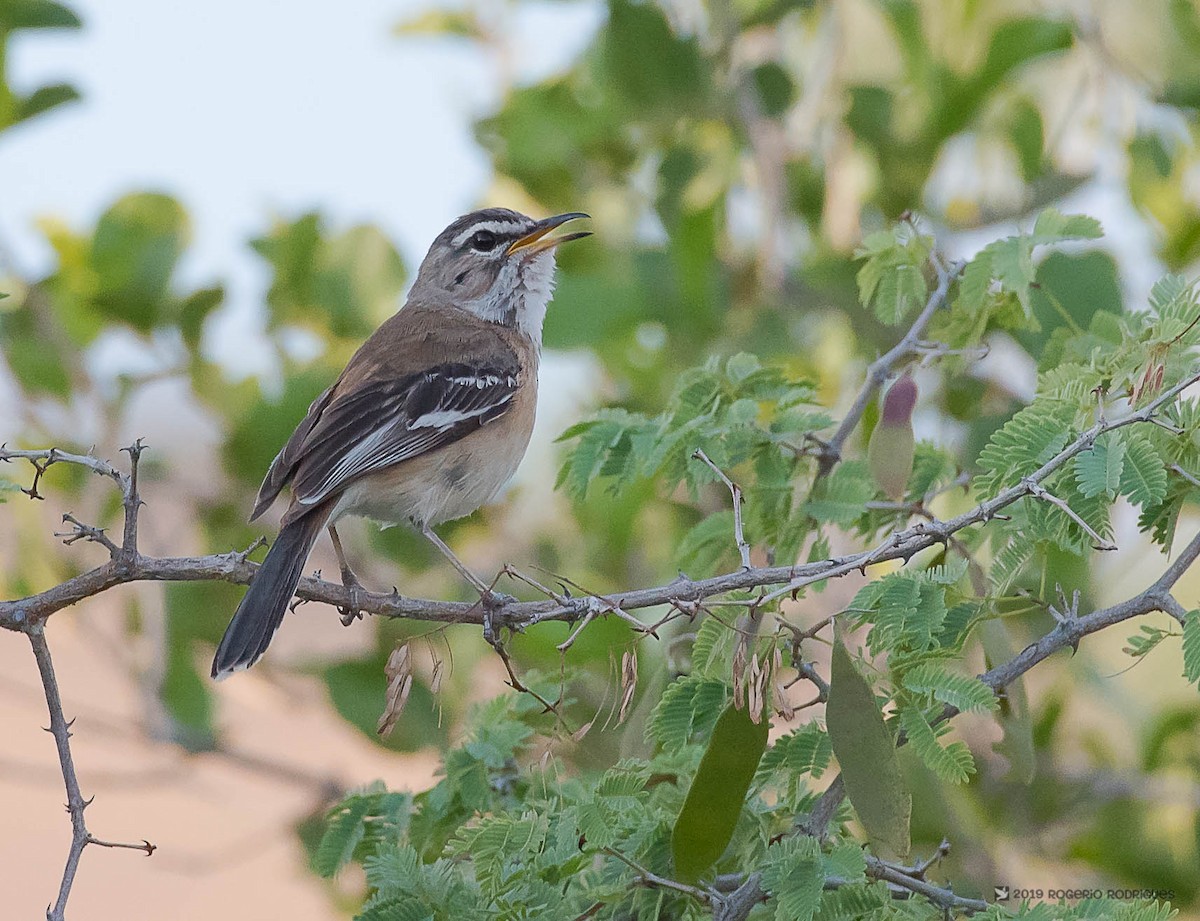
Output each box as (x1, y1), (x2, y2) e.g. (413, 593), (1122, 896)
(338, 571), (367, 626)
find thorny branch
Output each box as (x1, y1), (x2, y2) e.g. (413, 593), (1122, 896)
(711, 839), (983, 921)
(28, 626), (155, 921)
(6, 363), (1197, 636)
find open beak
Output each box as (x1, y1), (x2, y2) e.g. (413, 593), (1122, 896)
(507, 212), (592, 256)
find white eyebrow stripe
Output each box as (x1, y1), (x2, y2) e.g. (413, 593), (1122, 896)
(451, 220), (529, 247)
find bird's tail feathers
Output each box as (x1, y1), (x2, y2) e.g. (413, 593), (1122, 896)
(211, 507), (328, 680)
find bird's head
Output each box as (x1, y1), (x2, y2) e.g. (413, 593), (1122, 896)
(412, 208), (591, 345)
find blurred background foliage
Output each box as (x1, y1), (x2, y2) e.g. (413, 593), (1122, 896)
(5, 0), (1200, 915)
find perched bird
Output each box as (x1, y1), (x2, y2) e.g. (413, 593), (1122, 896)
(211, 208), (590, 679)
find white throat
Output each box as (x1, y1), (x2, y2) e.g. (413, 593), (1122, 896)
(466, 251), (556, 348)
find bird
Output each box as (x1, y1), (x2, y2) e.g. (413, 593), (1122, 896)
(211, 208), (591, 679)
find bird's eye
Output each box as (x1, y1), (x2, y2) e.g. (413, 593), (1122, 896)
(470, 230), (498, 252)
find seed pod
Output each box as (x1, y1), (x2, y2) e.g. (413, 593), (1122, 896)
(868, 372), (917, 501)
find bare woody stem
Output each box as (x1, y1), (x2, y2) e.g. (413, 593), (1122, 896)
(26, 624), (154, 921)
(693, 449), (752, 569)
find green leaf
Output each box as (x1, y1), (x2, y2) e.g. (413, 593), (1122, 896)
(812, 881), (889, 920)
(14, 82), (80, 124)
(826, 633), (911, 859)
(601, 0), (708, 114)
(990, 538), (1034, 593)
(987, 235), (1036, 316)
(1124, 625), (1172, 659)
(1074, 433), (1125, 499)
(822, 841), (867, 883)
(251, 214), (407, 338)
(901, 662), (997, 713)
(855, 226), (931, 325)
(861, 575), (947, 654)
(898, 706), (975, 783)
(1183, 610), (1200, 686)
(690, 618), (736, 679)
(0, 0), (82, 30)
(975, 401), (1075, 496)
(672, 700), (770, 882)
(1120, 430), (1168, 508)
(1031, 208), (1104, 243)
(89, 192), (190, 331)
(756, 724), (832, 784)
(978, 18), (1073, 87)
(357, 900), (432, 921)
(0, 299), (72, 397)
(956, 249), (994, 314)
(751, 61), (794, 117)
(760, 837), (824, 921)
(178, 285), (223, 350)
(647, 676), (728, 751)
(805, 461), (875, 527)
(676, 510), (737, 572)
(315, 795), (374, 876)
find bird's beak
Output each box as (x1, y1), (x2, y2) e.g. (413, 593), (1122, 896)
(507, 212), (592, 255)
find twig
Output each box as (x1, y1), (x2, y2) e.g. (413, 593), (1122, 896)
(713, 872), (765, 921)
(119, 440), (145, 555)
(693, 449), (752, 569)
(796, 660), (830, 702)
(1170, 463), (1200, 488)
(865, 854), (988, 913)
(1024, 480), (1117, 551)
(601, 847), (713, 904)
(908, 838), (951, 878)
(55, 514), (120, 556)
(26, 624), (153, 921)
(711, 842), (982, 921)
(817, 258), (964, 476)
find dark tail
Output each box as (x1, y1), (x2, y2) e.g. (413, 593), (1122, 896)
(211, 507), (328, 680)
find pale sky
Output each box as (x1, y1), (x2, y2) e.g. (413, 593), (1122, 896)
(1, 0), (601, 374)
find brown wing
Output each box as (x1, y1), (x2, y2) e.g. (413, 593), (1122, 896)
(249, 306), (522, 521)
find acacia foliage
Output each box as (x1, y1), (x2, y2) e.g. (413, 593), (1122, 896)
(314, 213), (1200, 919)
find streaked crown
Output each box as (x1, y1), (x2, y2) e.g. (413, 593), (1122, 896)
(410, 208), (589, 345)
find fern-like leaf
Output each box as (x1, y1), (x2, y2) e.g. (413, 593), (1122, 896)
(761, 837), (824, 921)
(902, 663), (998, 713)
(1120, 430), (1168, 508)
(756, 724), (833, 784)
(1183, 611), (1200, 686)
(315, 794), (374, 877)
(898, 707), (975, 783)
(646, 676), (728, 751)
(975, 401), (1075, 496)
(1075, 433), (1125, 499)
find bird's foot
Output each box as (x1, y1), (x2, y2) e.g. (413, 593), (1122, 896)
(480, 590), (516, 650)
(338, 566), (368, 626)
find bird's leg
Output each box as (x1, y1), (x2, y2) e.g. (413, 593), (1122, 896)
(328, 525), (366, 626)
(420, 525), (515, 647)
